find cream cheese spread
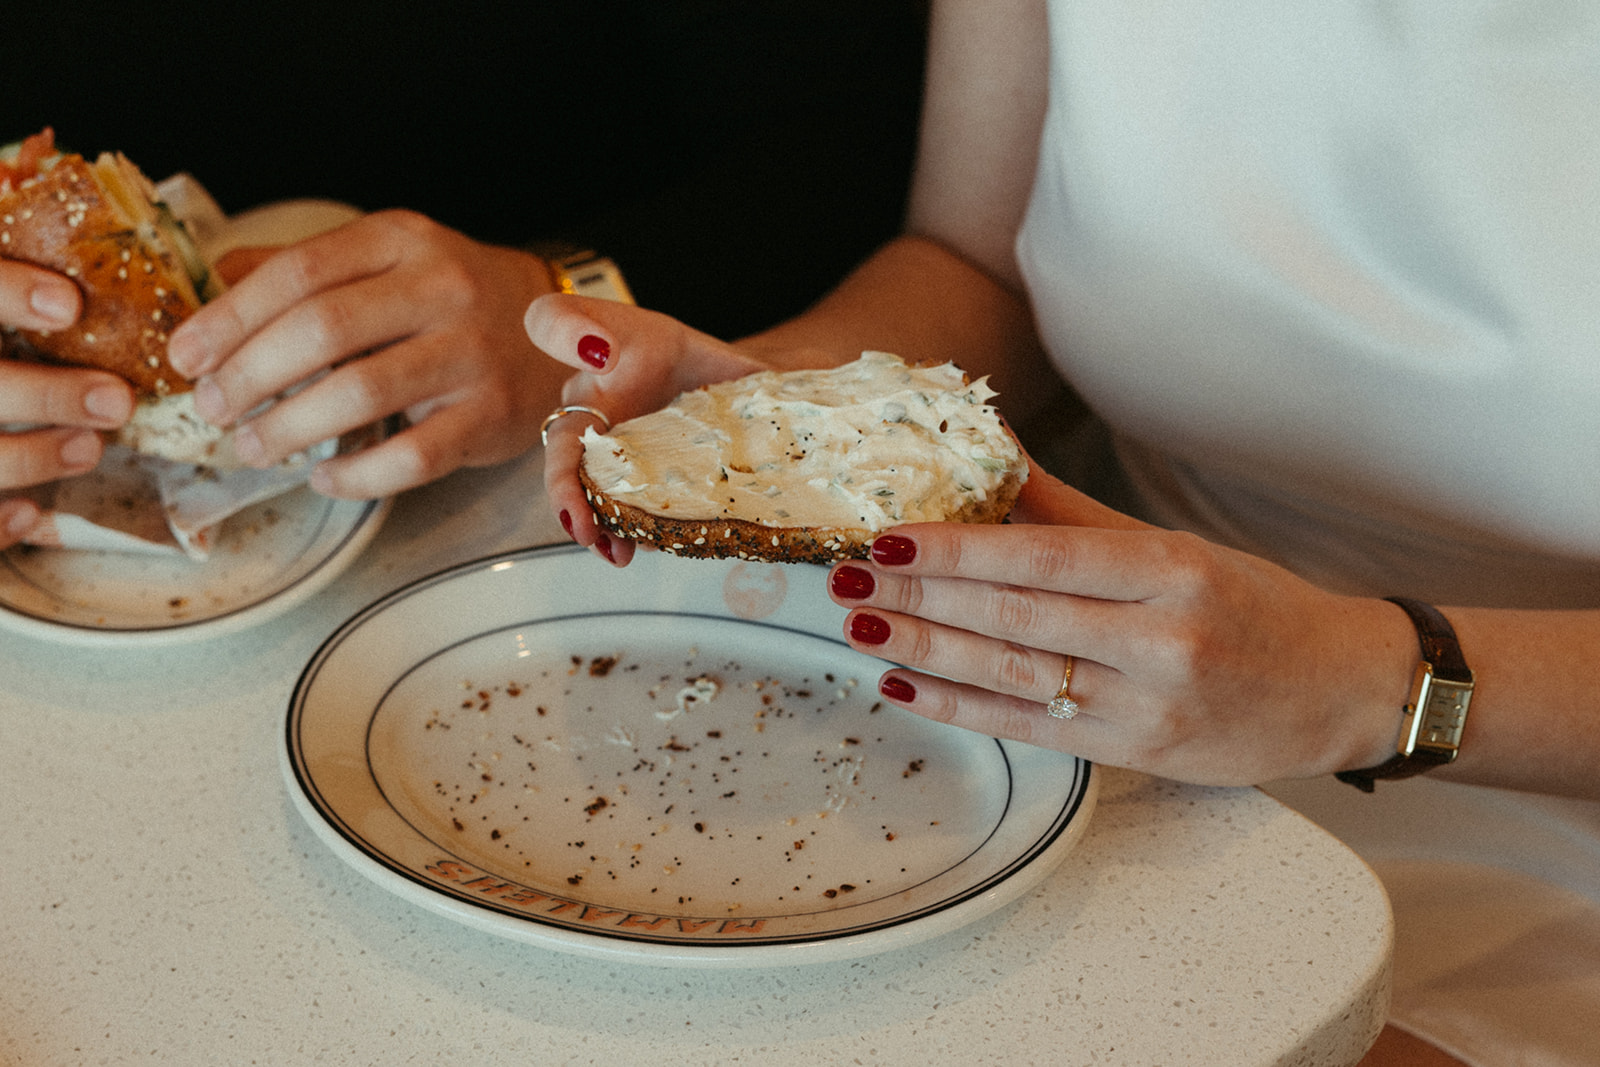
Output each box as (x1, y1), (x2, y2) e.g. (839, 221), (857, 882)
(580, 351), (1024, 532)
(118, 391), (232, 467)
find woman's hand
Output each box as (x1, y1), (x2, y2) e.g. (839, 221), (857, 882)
(524, 293), (775, 566)
(166, 209), (562, 501)
(0, 260), (133, 547)
(826, 463), (1418, 785)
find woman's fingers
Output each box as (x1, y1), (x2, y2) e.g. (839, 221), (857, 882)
(524, 293), (763, 402)
(0, 496), (42, 548)
(0, 426), (105, 489)
(165, 213), (562, 493)
(297, 345), (541, 501)
(524, 293), (681, 379)
(843, 600), (1102, 751)
(168, 211), (403, 381)
(189, 262), (438, 428)
(835, 590), (1127, 769)
(0, 259), (81, 331)
(832, 550), (1132, 668)
(539, 400), (634, 565)
(843, 602), (1079, 706)
(0, 362), (131, 492)
(824, 511), (1417, 784)
(820, 524), (1174, 760)
(873, 667), (1097, 750)
(826, 523), (1237, 707)
(528, 293), (765, 567)
(524, 294), (624, 376)
(538, 363), (632, 564)
(232, 320), (519, 471)
(829, 554), (1130, 674)
(859, 521), (1202, 604)
(0, 361), (133, 429)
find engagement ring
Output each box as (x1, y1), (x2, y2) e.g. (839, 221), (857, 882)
(1046, 655), (1080, 719)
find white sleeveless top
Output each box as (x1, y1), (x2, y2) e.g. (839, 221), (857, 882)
(1017, 0), (1600, 608)
(1015, 4), (1600, 1063)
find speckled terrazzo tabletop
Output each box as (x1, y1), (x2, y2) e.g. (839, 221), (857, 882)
(0, 450), (1391, 1066)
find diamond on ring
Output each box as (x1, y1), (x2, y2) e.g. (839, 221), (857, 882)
(1047, 694), (1080, 720)
(1046, 655), (1080, 719)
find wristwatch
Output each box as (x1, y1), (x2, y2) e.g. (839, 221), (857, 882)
(544, 248), (635, 305)
(1335, 596), (1474, 793)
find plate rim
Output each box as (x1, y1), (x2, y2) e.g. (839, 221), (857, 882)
(0, 493), (390, 646)
(283, 543), (1096, 967)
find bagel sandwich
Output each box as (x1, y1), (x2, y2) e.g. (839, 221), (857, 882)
(1, 129), (228, 466)
(577, 351), (1027, 564)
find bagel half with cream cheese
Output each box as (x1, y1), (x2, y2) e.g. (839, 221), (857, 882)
(577, 351), (1027, 564)
(1, 129), (227, 465)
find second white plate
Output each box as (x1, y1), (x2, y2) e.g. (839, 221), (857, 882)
(0, 489), (388, 645)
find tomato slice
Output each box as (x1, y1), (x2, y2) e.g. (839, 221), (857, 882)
(14, 127), (56, 173)
(0, 127), (57, 192)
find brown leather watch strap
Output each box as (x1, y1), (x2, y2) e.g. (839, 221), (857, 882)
(1387, 596), (1472, 685)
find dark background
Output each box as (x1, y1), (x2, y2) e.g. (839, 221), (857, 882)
(7, 1), (929, 340)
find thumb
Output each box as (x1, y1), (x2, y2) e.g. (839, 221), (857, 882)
(524, 293), (764, 406)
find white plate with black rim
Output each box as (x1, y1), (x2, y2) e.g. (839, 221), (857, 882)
(0, 196), (388, 647)
(283, 543), (1096, 968)
(0, 489), (388, 646)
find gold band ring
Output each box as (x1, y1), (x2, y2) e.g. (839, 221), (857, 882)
(1046, 655), (1081, 720)
(540, 405), (612, 447)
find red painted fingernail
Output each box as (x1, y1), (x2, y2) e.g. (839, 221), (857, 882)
(850, 612), (891, 646)
(559, 509), (574, 538)
(830, 565), (875, 600)
(595, 535), (616, 564)
(870, 534), (917, 566)
(880, 676), (916, 703)
(577, 334), (611, 369)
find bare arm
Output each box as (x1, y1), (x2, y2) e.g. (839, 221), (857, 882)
(1415, 607), (1600, 798)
